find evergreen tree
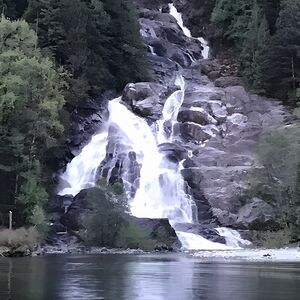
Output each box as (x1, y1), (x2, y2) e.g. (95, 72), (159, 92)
(102, 0), (148, 89)
(240, 2), (271, 92)
(262, 0), (300, 102)
(252, 18), (271, 90)
(211, 0), (253, 45)
(25, 0), (108, 104)
(261, 0), (281, 34)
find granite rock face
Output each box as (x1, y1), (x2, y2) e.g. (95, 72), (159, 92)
(236, 198), (280, 231)
(58, 0), (292, 235)
(131, 1), (291, 227)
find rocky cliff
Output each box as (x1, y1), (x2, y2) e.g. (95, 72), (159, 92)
(123, 1), (291, 230)
(54, 1), (293, 247)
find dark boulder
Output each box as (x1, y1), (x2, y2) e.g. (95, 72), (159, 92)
(132, 96), (163, 118)
(208, 71), (221, 81)
(61, 188), (181, 251)
(122, 82), (170, 119)
(61, 188), (97, 231)
(212, 208), (238, 227)
(237, 198), (280, 230)
(200, 59), (222, 76)
(48, 195), (73, 214)
(122, 82), (167, 104)
(50, 222), (67, 234)
(123, 82), (154, 104)
(128, 216), (181, 251)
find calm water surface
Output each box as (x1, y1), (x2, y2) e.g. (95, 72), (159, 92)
(0, 254), (300, 300)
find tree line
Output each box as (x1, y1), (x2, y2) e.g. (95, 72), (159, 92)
(211, 0), (300, 105)
(0, 0), (147, 228)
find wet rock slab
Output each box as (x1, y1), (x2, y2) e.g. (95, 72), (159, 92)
(173, 223), (226, 244)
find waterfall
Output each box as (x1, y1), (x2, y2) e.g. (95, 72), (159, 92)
(177, 232), (232, 250)
(128, 76), (196, 223)
(168, 3), (210, 59)
(59, 77), (195, 225)
(58, 130), (109, 196)
(105, 76), (196, 223)
(57, 3), (249, 250)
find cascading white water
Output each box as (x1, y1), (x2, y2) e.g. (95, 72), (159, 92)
(59, 78), (195, 224)
(58, 130), (109, 196)
(215, 228), (252, 249)
(198, 37), (210, 60)
(168, 4), (191, 38)
(109, 77), (195, 223)
(168, 3), (210, 59)
(157, 75), (185, 144)
(177, 232), (232, 250)
(148, 45), (157, 56)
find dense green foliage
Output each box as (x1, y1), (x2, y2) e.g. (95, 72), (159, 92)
(101, 0), (148, 91)
(0, 17), (66, 224)
(212, 0), (300, 104)
(24, 0), (148, 106)
(246, 125), (300, 240)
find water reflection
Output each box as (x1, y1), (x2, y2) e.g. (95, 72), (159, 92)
(0, 254), (300, 300)
(123, 256), (194, 300)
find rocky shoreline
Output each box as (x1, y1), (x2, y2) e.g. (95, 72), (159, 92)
(2, 242), (300, 264)
(0, 244), (146, 258)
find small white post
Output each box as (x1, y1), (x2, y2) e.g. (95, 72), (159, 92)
(9, 211), (12, 231)
(8, 211), (12, 245)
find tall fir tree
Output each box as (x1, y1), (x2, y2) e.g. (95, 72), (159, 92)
(25, 0), (112, 105)
(240, 1), (271, 92)
(261, 0), (281, 34)
(262, 0), (300, 102)
(102, 0), (148, 89)
(211, 0), (253, 45)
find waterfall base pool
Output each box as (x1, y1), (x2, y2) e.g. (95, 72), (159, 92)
(1, 254), (300, 300)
